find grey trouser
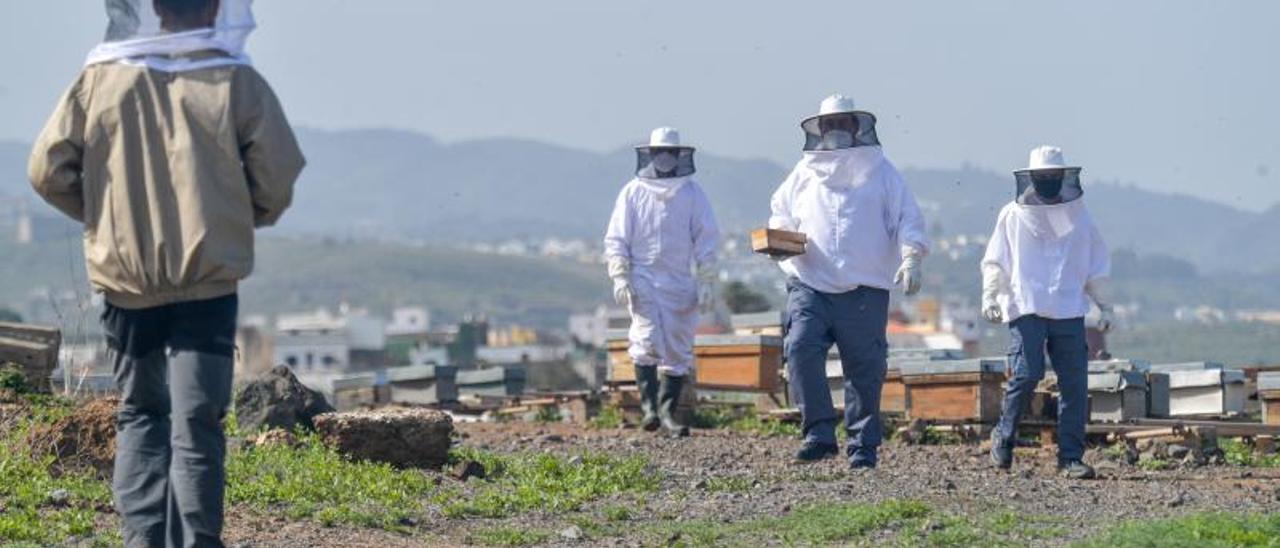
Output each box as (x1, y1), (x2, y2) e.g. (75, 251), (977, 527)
(105, 295), (237, 548)
(784, 279), (890, 465)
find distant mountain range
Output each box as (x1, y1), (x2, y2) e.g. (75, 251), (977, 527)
(3, 129), (1277, 273)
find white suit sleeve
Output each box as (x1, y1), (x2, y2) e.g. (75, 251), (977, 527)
(768, 171), (799, 230)
(603, 187), (632, 263)
(691, 185), (721, 270)
(1087, 223), (1111, 282)
(981, 208), (1012, 279)
(885, 167), (930, 258)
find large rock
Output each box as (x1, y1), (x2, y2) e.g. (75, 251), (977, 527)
(313, 408), (453, 468)
(234, 365), (334, 433)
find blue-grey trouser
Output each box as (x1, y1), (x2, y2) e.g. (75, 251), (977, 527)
(993, 315), (1089, 463)
(784, 279), (889, 465)
(105, 294), (237, 548)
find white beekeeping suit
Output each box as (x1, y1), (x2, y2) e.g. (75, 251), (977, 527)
(769, 95), (930, 295)
(604, 127), (720, 437)
(981, 146), (1114, 327)
(88, 0), (256, 72)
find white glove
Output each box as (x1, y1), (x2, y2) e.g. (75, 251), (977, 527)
(1086, 278), (1115, 332)
(981, 263), (1005, 324)
(607, 257), (634, 308)
(696, 261), (718, 311)
(613, 278), (633, 308)
(894, 247), (923, 296)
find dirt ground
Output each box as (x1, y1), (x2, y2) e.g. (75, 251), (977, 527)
(214, 420), (1279, 547)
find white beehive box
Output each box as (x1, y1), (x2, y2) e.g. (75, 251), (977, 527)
(1165, 368), (1246, 417)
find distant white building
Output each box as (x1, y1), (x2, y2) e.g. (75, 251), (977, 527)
(275, 307), (386, 374)
(387, 306), (431, 336)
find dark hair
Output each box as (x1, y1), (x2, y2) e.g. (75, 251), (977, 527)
(154, 0), (217, 18)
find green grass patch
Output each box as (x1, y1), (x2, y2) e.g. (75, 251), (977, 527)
(465, 525), (552, 546)
(0, 399), (114, 546)
(1137, 456), (1175, 471)
(226, 433), (436, 531)
(703, 476), (754, 493)
(602, 504), (632, 522)
(438, 447), (660, 518)
(691, 407), (801, 438)
(640, 501), (1068, 547)
(588, 405), (624, 430)
(1221, 438), (1280, 468)
(1078, 512), (1280, 547)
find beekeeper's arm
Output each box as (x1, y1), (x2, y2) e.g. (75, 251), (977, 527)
(886, 169), (930, 296)
(604, 188), (635, 307)
(1084, 224), (1115, 331)
(980, 210), (1012, 324)
(28, 74), (89, 223)
(692, 186), (722, 310)
(236, 70), (306, 228)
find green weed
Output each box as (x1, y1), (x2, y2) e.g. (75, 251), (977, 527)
(438, 447), (659, 518)
(1077, 512), (1280, 547)
(1221, 438), (1280, 468)
(465, 525), (552, 546)
(588, 405), (624, 430)
(226, 433), (436, 531)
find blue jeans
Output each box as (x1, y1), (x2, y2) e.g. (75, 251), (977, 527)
(993, 315), (1089, 463)
(784, 279), (889, 464)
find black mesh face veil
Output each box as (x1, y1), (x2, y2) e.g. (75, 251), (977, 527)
(1015, 168), (1083, 205)
(801, 111), (881, 151)
(636, 147), (696, 178)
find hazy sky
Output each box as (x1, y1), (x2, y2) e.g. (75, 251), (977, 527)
(3, 1), (1277, 209)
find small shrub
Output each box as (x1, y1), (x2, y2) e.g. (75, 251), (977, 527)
(0, 365), (28, 393)
(534, 405), (562, 424)
(602, 505), (632, 522)
(1221, 438), (1280, 468)
(588, 405), (624, 430)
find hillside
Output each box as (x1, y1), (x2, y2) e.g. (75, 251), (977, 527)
(3, 130), (1277, 273)
(0, 235), (606, 328)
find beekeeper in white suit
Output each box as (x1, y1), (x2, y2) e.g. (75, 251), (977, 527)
(771, 95), (929, 468)
(605, 127), (721, 438)
(983, 146), (1113, 480)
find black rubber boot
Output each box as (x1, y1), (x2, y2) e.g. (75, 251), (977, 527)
(635, 366), (660, 432)
(658, 374), (691, 438)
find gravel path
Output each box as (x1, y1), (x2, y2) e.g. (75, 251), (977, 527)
(219, 421), (1278, 547)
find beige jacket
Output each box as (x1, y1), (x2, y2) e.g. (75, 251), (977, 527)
(29, 55), (305, 309)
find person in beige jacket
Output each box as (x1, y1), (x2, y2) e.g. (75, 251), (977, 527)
(28, 1), (303, 546)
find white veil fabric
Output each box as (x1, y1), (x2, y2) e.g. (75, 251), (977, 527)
(86, 0), (255, 72)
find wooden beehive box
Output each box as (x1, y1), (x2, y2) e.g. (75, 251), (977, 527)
(900, 358), (1006, 423)
(605, 328), (635, 383)
(1259, 373), (1280, 426)
(694, 335), (782, 392)
(730, 311), (784, 336)
(750, 228), (807, 257)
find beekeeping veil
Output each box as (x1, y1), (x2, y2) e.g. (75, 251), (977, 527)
(87, 0), (255, 72)
(636, 127), (696, 179)
(1011, 146), (1090, 239)
(1013, 146), (1084, 205)
(801, 94), (881, 151)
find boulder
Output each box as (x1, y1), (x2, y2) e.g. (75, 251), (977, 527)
(313, 408), (453, 468)
(234, 365), (334, 433)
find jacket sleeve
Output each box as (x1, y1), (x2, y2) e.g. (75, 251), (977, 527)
(235, 69), (306, 228)
(884, 166), (930, 257)
(981, 208), (1012, 289)
(603, 186), (632, 263)
(28, 74), (89, 223)
(691, 185), (721, 269)
(768, 171), (798, 230)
